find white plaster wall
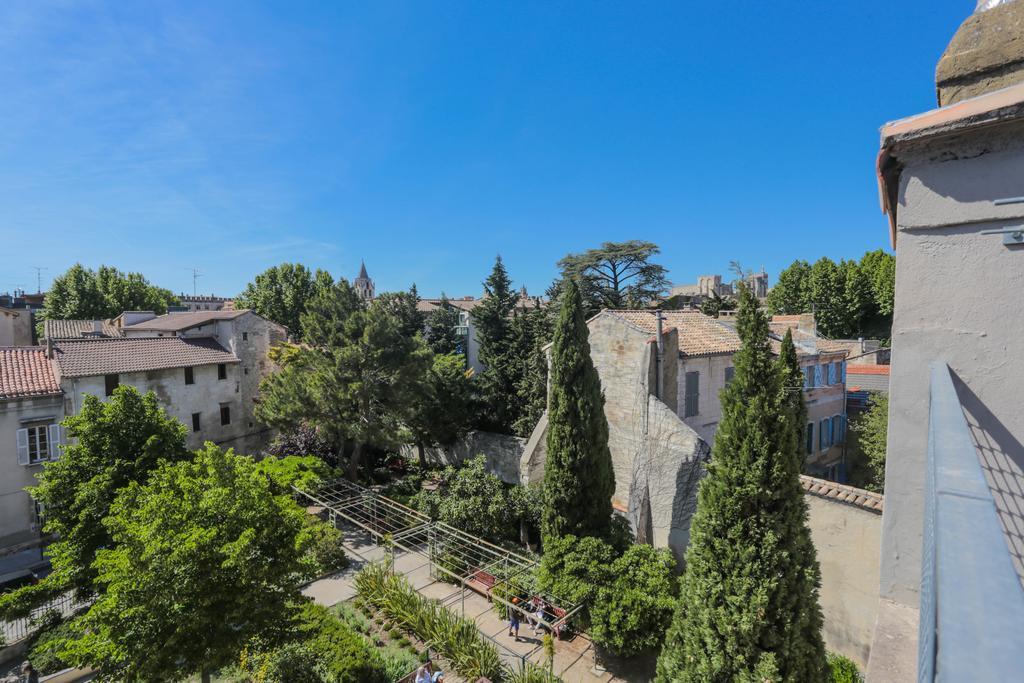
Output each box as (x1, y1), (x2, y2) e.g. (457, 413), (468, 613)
(0, 395), (63, 547)
(807, 495), (882, 669)
(881, 126), (1024, 608)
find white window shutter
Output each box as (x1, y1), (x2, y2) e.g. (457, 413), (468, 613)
(48, 424), (63, 460)
(17, 428), (30, 465)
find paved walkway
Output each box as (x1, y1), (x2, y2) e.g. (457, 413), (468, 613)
(303, 525), (649, 683)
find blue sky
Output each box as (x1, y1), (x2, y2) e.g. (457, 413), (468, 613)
(0, 1), (970, 298)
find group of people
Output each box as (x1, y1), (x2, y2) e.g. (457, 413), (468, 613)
(506, 595), (557, 642)
(414, 658), (444, 683)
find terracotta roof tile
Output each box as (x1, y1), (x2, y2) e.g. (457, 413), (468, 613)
(799, 474), (884, 513)
(604, 310), (743, 357)
(122, 310), (248, 332)
(44, 319), (120, 340)
(53, 337), (239, 378)
(0, 347), (61, 400)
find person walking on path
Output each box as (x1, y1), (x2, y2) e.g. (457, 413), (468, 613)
(508, 598), (522, 641)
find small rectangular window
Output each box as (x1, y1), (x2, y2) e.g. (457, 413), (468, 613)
(806, 423), (814, 455)
(104, 374), (120, 397)
(218, 364), (227, 380)
(804, 366), (814, 388)
(724, 366), (735, 385)
(25, 424), (50, 464)
(244, 367), (249, 375)
(220, 405), (231, 426)
(191, 413), (201, 432)
(184, 367), (194, 385)
(242, 332), (248, 341)
(684, 371), (700, 418)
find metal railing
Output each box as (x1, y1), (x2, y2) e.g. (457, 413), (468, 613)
(0, 592), (78, 646)
(919, 362), (1024, 681)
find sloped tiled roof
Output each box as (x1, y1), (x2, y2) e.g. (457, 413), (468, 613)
(604, 310), (743, 357)
(799, 474), (884, 513)
(44, 319), (120, 340)
(122, 310), (248, 332)
(0, 347), (61, 400)
(768, 320), (851, 356)
(53, 337), (239, 378)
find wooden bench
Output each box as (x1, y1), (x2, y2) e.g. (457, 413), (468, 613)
(550, 606), (568, 639)
(465, 569), (497, 598)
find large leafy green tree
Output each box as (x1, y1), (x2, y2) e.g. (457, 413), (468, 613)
(808, 257), (847, 338)
(405, 353), (477, 467)
(471, 256), (520, 432)
(655, 285), (826, 682)
(552, 240), (669, 315)
(0, 386), (189, 619)
(257, 280), (431, 479)
(373, 285), (425, 339)
(235, 262), (334, 340)
(541, 278), (615, 545)
(766, 260), (812, 316)
(859, 249), (896, 316)
(63, 445), (311, 683)
(39, 264), (177, 324)
(851, 394), (889, 493)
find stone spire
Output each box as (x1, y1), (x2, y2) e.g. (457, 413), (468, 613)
(354, 260), (374, 302)
(936, 0), (1024, 105)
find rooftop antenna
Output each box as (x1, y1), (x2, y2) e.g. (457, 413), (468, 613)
(32, 267), (47, 293)
(184, 268), (203, 297)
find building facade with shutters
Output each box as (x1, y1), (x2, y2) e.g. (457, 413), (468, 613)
(0, 347), (64, 583)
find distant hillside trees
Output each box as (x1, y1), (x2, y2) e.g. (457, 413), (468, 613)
(235, 262), (335, 340)
(766, 250), (895, 340)
(40, 263), (178, 323)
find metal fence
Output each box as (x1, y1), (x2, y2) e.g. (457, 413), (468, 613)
(0, 592), (78, 646)
(919, 362), (1024, 681)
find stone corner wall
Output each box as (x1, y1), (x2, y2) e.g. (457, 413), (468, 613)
(400, 430), (527, 485)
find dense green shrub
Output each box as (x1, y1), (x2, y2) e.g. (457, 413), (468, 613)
(536, 535), (616, 625)
(590, 544), (678, 657)
(292, 602), (390, 683)
(25, 610), (78, 674)
(299, 519), (348, 576)
(827, 652), (862, 682)
(412, 455), (539, 546)
(256, 454), (339, 494)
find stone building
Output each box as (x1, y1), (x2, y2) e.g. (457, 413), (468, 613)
(0, 347), (64, 584)
(354, 261), (375, 302)
(117, 310), (287, 452)
(670, 268), (769, 303)
(177, 294), (233, 312)
(0, 307), (33, 346)
(870, 1), (1024, 678)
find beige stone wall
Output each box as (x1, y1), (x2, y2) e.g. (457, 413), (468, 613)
(806, 494), (882, 669)
(0, 309), (33, 346)
(677, 353), (733, 445)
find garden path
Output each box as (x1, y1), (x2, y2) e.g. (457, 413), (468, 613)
(302, 524), (645, 683)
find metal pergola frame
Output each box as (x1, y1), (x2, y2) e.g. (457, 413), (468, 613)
(296, 478), (585, 633)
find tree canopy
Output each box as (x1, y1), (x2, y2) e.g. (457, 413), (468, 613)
(257, 279), (431, 479)
(0, 386), (189, 620)
(850, 393), (888, 493)
(766, 251), (895, 340)
(424, 295), (463, 356)
(234, 262), (335, 340)
(405, 352), (477, 467)
(541, 278), (615, 545)
(552, 240), (669, 315)
(471, 256), (520, 433)
(63, 445), (311, 682)
(39, 264), (177, 323)
(656, 285), (826, 682)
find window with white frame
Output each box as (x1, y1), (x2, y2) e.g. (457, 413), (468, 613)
(16, 422), (62, 466)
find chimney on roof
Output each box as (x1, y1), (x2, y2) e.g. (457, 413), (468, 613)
(936, 0), (1024, 105)
(654, 310), (665, 401)
(45, 337), (53, 359)
(92, 320), (102, 334)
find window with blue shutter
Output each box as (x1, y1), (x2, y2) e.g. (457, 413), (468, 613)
(806, 423), (814, 455)
(828, 362), (837, 385)
(841, 361), (846, 384)
(814, 364), (823, 387)
(684, 372), (700, 417)
(819, 419), (827, 450)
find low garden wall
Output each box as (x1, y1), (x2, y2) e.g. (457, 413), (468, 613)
(399, 431), (526, 484)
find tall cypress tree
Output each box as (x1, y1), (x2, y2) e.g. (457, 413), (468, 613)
(655, 284), (827, 682)
(541, 279), (615, 545)
(471, 256), (519, 432)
